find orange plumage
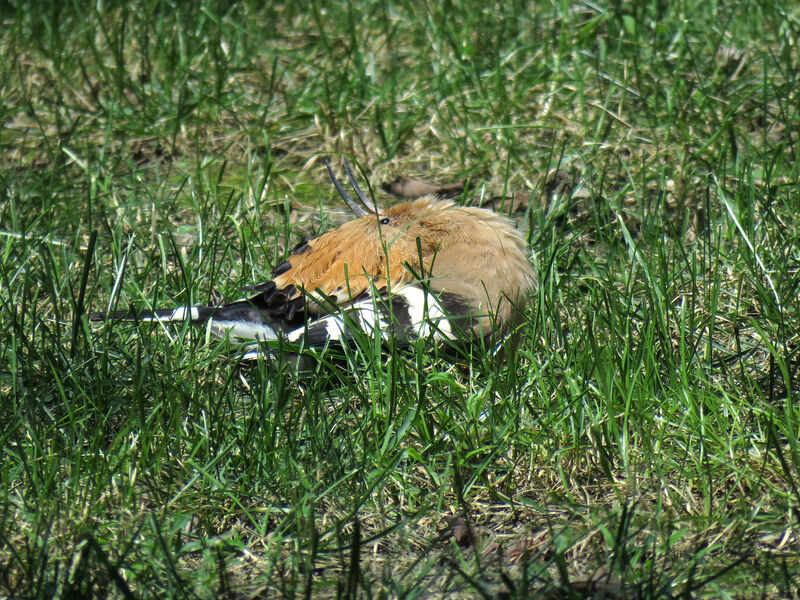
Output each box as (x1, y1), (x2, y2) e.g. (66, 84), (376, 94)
(272, 194), (535, 338)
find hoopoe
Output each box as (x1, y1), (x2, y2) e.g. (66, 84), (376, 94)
(90, 159), (536, 358)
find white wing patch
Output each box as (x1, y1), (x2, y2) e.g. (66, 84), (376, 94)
(136, 306), (201, 322)
(397, 285), (455, 341)
(285, 295), (389, 343)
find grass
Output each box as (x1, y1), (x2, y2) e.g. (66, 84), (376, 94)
(2, 0), (800, 597)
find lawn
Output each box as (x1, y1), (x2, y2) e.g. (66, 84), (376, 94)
(2, 1), (799, 597)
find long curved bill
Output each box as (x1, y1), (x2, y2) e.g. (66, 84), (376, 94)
(342, 159), (378, 213)
(325, 157), (377, 217)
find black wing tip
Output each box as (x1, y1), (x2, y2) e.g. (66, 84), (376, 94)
(272, 260), (292, 277)
(292, 240), (311, 255)
(242, 280), (277, 294)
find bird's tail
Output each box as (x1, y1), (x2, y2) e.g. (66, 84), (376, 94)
(89, 300), (280, 341)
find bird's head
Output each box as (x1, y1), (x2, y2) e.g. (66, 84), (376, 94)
(323, 158), (454, 260)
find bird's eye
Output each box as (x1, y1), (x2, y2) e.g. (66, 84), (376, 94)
(379, 217), (390, 225)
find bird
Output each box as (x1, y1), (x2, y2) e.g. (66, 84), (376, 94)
(90, 158), (536, 359)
